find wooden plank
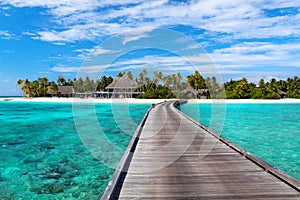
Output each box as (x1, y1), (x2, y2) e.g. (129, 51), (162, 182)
(103, 101), (300, 199)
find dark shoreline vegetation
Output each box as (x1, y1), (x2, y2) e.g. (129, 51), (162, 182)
(17, 70), (300, 99)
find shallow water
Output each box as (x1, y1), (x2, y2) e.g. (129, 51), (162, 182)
(181, 103), (300, 181)
(1, 101), (299, 199)
(0, 102), (150, 199)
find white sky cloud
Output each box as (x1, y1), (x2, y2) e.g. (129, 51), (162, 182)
(50, 66), (79, 73)
(211, 42), (300, 69)
(91, 47), (117, 56)
(22, 31), (36, 36)
(0, 30), (15, 39)
(1, 0), (299, 83)
(0, 30), (11, 37)
(122, 27), (155, 45)
(2, 0), (299, 42)
(35, 30), (69, 42)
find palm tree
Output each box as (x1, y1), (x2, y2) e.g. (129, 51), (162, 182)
(48, 81), (58, 95)
(38, 77), (49, 97)
(16, 79), (24, 96)
(21, 79), (31, 97)
(235, 78), (247, 99)
(177, 72), (182, 88)
(31, 80), (39, 97)
(127, 71), (133, 80)
(57, 76), (66, 86)
(67, 78), (74, 86)
(153, 71), (163, 86)
(175, 72), (183, 90)
(74, 77), (84, 92)
(187, 71), (206, 90)
(83, 77), (95, 92)
(138, 69), (147, 83)
(138, 69), (148, 92)
(287, 76), (300, 98)
(269, 78), (279, 94)
(117, 72), (126, 78)
(187, 75), (195, 89)
(171, 74), (179, 90)
(163, 75), (172, 89)
(16, 79), (24, 87)
(278, 80), (287, 92)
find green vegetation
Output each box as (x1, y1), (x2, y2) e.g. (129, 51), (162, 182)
(17, 70), (300, 99)
(136, 70), (182, 99)
(225, 77), (300, 99)
(16, 76), (113, 97)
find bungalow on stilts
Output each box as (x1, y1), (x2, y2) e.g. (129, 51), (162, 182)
(105, 76), (140, 98)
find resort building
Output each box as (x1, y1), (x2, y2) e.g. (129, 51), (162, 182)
(47, 87), (57, 97)
(57, 86), (75, 97)
(46, 77), (143, 98)
(105, 76), (140, 98)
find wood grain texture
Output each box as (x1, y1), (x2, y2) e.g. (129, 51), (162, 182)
(107, 101), (300, 199)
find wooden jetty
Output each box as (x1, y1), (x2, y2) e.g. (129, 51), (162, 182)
(102, 101), (300, 199)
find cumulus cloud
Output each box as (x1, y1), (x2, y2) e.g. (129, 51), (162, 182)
(211, 42), (300, 68)
(1, 0), (300, 80)
(1, 0), (299, 42)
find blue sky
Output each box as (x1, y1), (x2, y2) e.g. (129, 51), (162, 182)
(0, 0), (300, 95)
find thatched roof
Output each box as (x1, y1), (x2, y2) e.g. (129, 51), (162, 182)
(47, 87), (57, 95)
(58, 86), (74, 94)
(106, 77), (138, 89)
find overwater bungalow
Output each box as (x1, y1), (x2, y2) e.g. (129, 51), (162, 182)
(105, 76), (140, 98)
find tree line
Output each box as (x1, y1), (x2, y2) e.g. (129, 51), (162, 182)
(224, 77), (300, 99)
(16, 70), (300, 99)
(16, 75), (114, 97)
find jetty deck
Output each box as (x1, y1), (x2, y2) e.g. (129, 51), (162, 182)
(102, 101), (300, 199)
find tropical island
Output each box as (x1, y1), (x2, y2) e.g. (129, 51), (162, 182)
(16, 70), (300, 99)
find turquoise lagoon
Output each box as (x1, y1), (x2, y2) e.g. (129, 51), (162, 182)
(1, 101), (299, 199)
(181, 103), (300, 181)
(0, 101), (150, 199)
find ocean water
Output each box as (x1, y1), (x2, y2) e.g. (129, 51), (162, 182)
(0, 102), (150, 199)
(0, 96), (22, 98)
(1, 102), (299, 199)
(181, 103), (300, 181)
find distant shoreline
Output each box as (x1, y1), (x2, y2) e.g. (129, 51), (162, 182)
(189, 99), (300, 104)
(0, 97), (167, 104)
(1, 97), (300, 104)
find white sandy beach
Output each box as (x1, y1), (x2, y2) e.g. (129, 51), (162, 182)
(0, 97), (170, 104)
(189, 98), (300, 104)
(1, 97), (300, 104)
